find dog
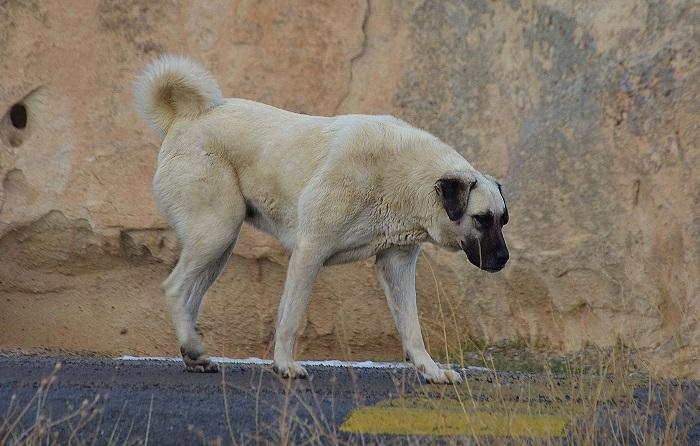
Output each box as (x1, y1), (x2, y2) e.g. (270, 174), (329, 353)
(133, 55), (509, 384)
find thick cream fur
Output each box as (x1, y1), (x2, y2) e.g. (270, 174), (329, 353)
(134, 55), (505, 382)
(133, 55), (223, 137)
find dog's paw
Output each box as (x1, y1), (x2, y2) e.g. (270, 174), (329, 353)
(181, 348), (219, 373)
(421, 367), (463, 385)
(272, 361), (308, 379)
(185, 359), (219, 373)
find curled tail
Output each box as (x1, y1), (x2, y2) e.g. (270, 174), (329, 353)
(133, 55), (223, 137)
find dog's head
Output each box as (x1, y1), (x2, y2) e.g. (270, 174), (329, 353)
(432, 171), (509, 272)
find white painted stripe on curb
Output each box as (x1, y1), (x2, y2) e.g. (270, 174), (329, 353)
(119, 356), (409, 368)
(117, 355), (491, 372)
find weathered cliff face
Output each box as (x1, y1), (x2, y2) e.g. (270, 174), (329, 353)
(1, 1), (698, 376)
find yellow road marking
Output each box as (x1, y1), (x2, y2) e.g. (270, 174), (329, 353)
(341, 405), (568, 437)
(340, 373), (640, 438)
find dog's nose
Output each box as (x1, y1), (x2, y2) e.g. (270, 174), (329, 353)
(497, 250), (509, 265)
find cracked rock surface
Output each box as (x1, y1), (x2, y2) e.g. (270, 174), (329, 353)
(1, 0), (699, 377)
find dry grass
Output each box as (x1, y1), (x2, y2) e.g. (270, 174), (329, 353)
(2, 363), (93, 445)
(1, 346), (697, 445)
(0, 362), (146, 446)
(199, 344), (697, 446)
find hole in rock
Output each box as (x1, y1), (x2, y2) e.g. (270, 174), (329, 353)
(10, 103), (27, 129)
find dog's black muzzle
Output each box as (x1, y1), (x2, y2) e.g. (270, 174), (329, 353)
(462, 232), (509, 273)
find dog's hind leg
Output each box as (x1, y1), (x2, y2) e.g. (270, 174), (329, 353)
(173, 237), (239, 373)
(375, 245), (462, 384)
(156, 157), (246, 373)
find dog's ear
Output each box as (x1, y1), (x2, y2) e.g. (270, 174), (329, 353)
(434, 173), (476, 222)
(496, 182), (509, 225)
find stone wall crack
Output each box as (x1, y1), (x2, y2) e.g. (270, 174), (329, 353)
(334, 0), (371, 115)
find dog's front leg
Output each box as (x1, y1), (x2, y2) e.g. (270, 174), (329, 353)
(273, 240), (324, 378)
(376, 246), (462, 384)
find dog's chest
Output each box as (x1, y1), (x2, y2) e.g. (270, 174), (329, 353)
(323, 229), (426, 266)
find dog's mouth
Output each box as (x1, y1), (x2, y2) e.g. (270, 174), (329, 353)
(460, 241), (506, 273)
(482, 266), (503, 273)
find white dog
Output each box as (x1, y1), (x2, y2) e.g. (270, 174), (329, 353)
(133, 55), (509, 384)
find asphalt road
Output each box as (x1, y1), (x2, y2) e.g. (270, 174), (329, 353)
(1, 354), (699, 445)
(2, 355), (426, 445)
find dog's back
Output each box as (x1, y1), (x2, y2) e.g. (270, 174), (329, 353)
(134, 55), (459, 248)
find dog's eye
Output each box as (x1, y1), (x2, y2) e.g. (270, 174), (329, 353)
(473, 214), (491, 227)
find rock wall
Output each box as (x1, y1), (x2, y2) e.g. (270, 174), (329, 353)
(1, 0), (698, 376)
